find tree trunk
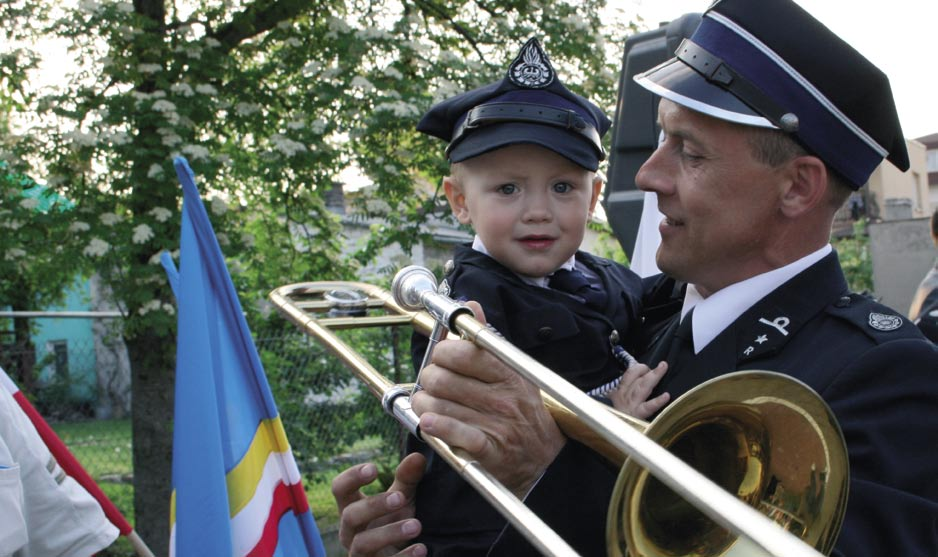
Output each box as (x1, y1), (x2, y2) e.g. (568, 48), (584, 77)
(127, 330), (174, 557)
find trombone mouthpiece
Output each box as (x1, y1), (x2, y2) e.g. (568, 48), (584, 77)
(392, 265), (438, 310)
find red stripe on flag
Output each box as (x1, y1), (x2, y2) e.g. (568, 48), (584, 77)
(288, 481), (310, 514)
(11, 390), (134, 535)
(245, 481), (307, 557)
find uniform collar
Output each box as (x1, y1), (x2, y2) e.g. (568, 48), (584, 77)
(471, 234), (576, 288)
(682, 244), (832, 353)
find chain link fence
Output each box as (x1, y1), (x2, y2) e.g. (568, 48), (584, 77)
(2, 317), (415, 554)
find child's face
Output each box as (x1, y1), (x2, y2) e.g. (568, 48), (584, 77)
(444, 143), (602, 278)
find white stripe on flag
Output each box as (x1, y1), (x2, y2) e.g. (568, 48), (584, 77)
(230, 450), (302, 557)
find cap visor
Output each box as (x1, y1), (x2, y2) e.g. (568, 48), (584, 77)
(448, 122), (600, 171)
(635, 58), (775, 128)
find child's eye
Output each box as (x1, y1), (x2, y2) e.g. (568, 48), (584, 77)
(552, 182), (573, 194)
(496, 183), (518, 195)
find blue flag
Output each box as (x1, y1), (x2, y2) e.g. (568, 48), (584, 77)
(165, 157), (325, 557)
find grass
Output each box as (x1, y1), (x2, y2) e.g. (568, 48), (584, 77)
(50, 418), (396, 552)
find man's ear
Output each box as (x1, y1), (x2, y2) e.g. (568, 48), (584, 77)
(780, 155), (827, 218)
(443, 176), (471, 224)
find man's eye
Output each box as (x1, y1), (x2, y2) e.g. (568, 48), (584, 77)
(681, 151), (704, 161)
(497, 183), (518, 195)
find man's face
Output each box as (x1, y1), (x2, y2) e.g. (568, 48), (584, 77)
(445, 143), (601, 278)
(636, 100), (787, 295)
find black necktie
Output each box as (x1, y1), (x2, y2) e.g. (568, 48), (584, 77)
(549, 268), (606, 310)
(650, 309), (695, 398)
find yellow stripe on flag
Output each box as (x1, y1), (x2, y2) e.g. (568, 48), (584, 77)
(226, 416), (292, 516)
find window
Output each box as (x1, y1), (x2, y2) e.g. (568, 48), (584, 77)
(927, 149), (938, 173)
(50, 339), (69, 378)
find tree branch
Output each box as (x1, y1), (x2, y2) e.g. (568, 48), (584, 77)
(211, 0), (314, 53)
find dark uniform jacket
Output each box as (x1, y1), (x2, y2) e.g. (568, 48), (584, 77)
(408, 243), (643, 556)
(491, 252), (938, 557)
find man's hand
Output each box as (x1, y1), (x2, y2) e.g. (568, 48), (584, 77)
(411, 302), (567, 498)
(332, 453), (427, 557)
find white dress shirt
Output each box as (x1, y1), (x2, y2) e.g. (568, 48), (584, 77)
(681, 245), (833, 354)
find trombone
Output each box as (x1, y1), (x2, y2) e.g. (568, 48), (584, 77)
(269, 266), (848, 557)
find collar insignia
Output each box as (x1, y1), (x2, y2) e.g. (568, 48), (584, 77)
(508, 38), (554, 89)
(869, 312), (902, 331)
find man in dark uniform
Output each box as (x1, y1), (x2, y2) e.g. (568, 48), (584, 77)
(331, 1), (938, 556)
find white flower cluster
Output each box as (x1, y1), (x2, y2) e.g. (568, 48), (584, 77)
(138, 63), (162, 74)
(151, 99), (177, 113)
(65, 130), (98, 148)
(104, 130), (131, 146)
(234, 102), (262, 116)
(3, 220), (22, 230)
(100, 213), (123, 226)
(137, 299), (175, 316)
(374, 100), (420, 118)
(356, 27), (391, 40)
(147, 164), (164, 178)
(327, 17), (351, 34)
(4, 248), (26, 260)
(83, 238), (110, 257)
(561, 15), (589, 31)
(18, 198), (39, 210)
(382, 66), (403, 80)
(171, 83), (195, 97)
(270, 134), (307, 157)
(210, 196), (228, 216)
(132, 224), (154, 244)
(78, 0), (101, 13)
(195, 83), (218, 96)
(182, 144), (211, 161)
(160, 128), (182, 147)
(311, 118), (327, 135)
(149, 207), (172, 222)
(350, 76), (375, 92)
(115, 1), (133, 12)
(69, 221), (91, 233)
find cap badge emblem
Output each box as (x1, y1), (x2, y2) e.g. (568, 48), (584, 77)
(869, 312), (902, 331)
(508, 38), (554, 89)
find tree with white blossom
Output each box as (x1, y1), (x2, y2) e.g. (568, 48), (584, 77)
(1, 0), (635, 551)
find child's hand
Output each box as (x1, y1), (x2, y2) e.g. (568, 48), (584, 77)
(609, 361), (670, 419)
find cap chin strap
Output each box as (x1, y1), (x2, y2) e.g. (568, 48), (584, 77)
(446, 102), (606, 160)
(676, 39), (800, 133)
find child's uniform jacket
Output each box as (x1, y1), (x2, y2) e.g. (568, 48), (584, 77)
(407, 243), (643, 556)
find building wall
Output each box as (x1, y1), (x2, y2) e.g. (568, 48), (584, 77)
(867, 139), (931, 220)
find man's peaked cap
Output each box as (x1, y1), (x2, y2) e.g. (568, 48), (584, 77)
(634, 0), (909, 189)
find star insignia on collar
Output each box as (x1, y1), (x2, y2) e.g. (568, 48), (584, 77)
(755, 334), (768, 344)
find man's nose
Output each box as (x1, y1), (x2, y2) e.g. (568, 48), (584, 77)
(635, 148), (672, 195)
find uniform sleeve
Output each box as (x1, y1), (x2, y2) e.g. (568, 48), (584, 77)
(823, 339), (938, 557)
(488, 440), (617, 556)
(0, 403), (29, 555)
(0, 389), (119, 557)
